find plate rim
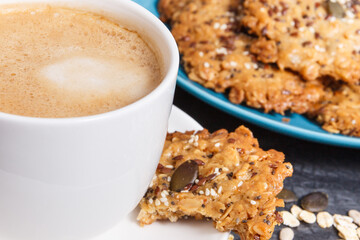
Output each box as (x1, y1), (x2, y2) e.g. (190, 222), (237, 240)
(177, 76), (360, 149)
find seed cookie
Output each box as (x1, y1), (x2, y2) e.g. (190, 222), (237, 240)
(137, 126), (293, 240)
(242, 0), (360, 84)
(165, 0), (324, 114)
(308, 83), (360, 136)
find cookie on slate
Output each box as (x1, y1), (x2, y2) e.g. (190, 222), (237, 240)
(137, 126), (293, 240)
(309, 83), (360, 136)
(242, 0), (360, 84)
(166, 0), (324, 114)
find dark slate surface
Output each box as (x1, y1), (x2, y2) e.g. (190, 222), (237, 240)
(173, 86), (360, 240)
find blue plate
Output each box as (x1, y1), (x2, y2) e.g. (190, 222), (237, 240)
(134, 0), (360, 149)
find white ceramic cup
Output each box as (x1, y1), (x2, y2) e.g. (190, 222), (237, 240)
(0, 1), (179, 239)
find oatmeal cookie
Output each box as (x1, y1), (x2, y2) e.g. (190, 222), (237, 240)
(157, 0), (191, 23)
(164, 0), (324, 114)
(242, 0), (360, 84)
(309, 83), (360, 136)
(137, 126), (293, 240)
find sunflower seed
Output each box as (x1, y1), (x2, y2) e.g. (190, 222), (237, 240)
(317, 211), (333, 228)
(281, 211), (300, 227)
(279, 227), (294, 240)
(299, 210), (316, 224)
(335, 224), (359, 240)
(290, 205), (302, 220)
(349, 210), (360, 226)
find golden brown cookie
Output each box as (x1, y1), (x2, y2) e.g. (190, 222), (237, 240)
(162, 0), (324, 114)
(157, 0), (191, 23)
(309, 83), (360, 136)
(242, 0), (360, 84)
(137, 126), (293, 240)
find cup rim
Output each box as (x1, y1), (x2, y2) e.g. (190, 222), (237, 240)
(0, 0), (179, 123)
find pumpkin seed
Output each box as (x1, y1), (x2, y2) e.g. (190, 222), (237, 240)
(301, 192), (328, 212)
(170, 160), (199, 192)
(277, 189), (298, 203)
(327, 1), (345, 18)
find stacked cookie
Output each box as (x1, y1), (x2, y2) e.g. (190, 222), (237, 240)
(159, 0), (360, 137)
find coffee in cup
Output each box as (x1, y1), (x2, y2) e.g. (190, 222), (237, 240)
(0, 5), (162, 118)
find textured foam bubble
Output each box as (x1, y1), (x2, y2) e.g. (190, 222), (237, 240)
(0, 5), (162, 118)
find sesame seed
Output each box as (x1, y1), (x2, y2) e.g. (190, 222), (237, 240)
(205, 188), (210, 196)
(216, 47), (228, 55)
(220, 24), (227, 30)
(222, 167), (229, 172)
(148, 198), (153, 204)
(230, 61), (237, 67)
(352, 120), (357, 125)
(210, 188), (218, 196)
(329, 16), (336, 22)
(250, 200), (257, 205)
(243, 51), (249, 55)
(218, 186), (223, 194)
(164, 202), (169, 206)
(238, 181), (244, 187)
(253, 63), (258, 69)
(215, 142), (221, 147)
(308, 27), (315, 33)
(165, 165), (174, 169)
(155, 199), (161, 206)
(161, 190), (169, 198)
(195, 179), (199, 184)
(204, 62), (210, 68)
(213, 22), (220, 29)
(346, 10), (355, 19)
(260, 7), (266, 12)
(160, 197), (168, 203)
(167, 176), (171, 182)
(199, 190), (204, 195)
(199, 51), (204, 57)
(314, 45), (326, 52)
(235, 163), (239, 166)
(244, 63), (252, 69)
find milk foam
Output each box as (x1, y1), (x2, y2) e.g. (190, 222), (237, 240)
(0, 5), (162, 118)
(41, 57), (154, 99)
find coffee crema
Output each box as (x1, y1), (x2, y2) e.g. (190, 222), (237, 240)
(0, 5), (162, 118)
